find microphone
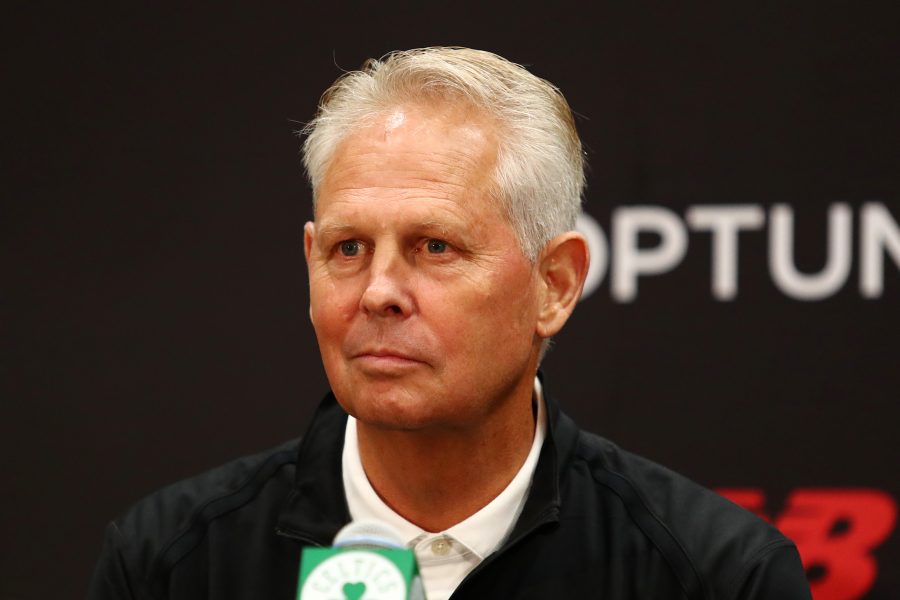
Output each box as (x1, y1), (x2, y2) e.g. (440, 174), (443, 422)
(297, 520), (426, 599)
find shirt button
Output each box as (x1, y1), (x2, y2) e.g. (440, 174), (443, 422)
(431, 538), (451, 556)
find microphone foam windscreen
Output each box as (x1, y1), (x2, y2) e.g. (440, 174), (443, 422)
(333, 519), (406, 549)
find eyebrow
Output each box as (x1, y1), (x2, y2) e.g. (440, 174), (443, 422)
(415, 220), (454, 237)
(316, 219), (459, 239)
(315, 222), (356, 239)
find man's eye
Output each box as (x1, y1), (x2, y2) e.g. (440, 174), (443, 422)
(426, 239), (448, 254)
(339, 241), (361, 256)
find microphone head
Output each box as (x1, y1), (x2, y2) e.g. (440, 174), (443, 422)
(333, 519), (406, 550)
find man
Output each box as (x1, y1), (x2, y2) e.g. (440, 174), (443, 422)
(89, 48), (811, 599)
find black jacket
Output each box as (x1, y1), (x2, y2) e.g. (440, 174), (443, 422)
(88, 389), (811, 599)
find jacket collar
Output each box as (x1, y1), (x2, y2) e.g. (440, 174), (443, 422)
(505, 372), (580, 543)
(276, 392), (352, 545)
(276, 375), (580, 548)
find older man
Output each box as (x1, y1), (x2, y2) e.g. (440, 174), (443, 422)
(89, 48), (811, 599)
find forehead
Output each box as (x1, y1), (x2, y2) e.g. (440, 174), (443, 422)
(316, 101), (503, 219)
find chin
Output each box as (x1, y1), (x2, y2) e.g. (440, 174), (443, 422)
(335, 383), (457, 432)
(354, 398), (442, 431)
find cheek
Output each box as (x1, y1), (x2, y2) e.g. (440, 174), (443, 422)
(309, 278), (357, 341)
(425, 264), (538, 351)
(485, 257), (539, 318)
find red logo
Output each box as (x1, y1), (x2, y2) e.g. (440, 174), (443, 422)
(719, 488), (897, 600)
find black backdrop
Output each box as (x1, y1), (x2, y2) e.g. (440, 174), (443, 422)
(3, 3), (898, 599)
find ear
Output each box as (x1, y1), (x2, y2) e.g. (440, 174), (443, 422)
(303, 221), (316, 265)
(303, 221), (317, 324)
(535, 232), (590, 339)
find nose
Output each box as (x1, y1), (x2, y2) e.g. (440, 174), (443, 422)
(359, 246), (413, 317)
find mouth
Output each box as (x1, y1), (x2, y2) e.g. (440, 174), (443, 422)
(351, 349), (427, 372)
(355, 349), (422, 361)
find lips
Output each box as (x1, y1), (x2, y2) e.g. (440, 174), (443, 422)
(348, 346), (431, 376)
(342, 327), (435, 370)
(352, 348), (425, 362)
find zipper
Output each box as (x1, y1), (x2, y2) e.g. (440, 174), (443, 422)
(275, 526), (325, 547)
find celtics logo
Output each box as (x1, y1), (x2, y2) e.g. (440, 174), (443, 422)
(299, 550), (407, 600)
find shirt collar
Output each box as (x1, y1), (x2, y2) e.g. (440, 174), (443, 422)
(342, 377), (548, 559)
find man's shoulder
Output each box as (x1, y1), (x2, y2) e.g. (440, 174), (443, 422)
(571, 428), (776, 539)
(112, 438), (300, 565)
(567, 428), (803, 597)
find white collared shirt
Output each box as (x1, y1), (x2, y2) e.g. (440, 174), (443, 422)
(342, 377), (548, 600)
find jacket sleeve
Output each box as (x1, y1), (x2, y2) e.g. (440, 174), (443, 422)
(87, 522), (139, 600)
(733, 543), (812, 600)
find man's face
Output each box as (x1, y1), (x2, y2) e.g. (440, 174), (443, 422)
(304, 101), (543, 432)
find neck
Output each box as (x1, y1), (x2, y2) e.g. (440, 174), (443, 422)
(355, 376), (537, 532)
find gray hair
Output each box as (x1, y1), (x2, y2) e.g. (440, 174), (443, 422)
(301, 47), (586, 261)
